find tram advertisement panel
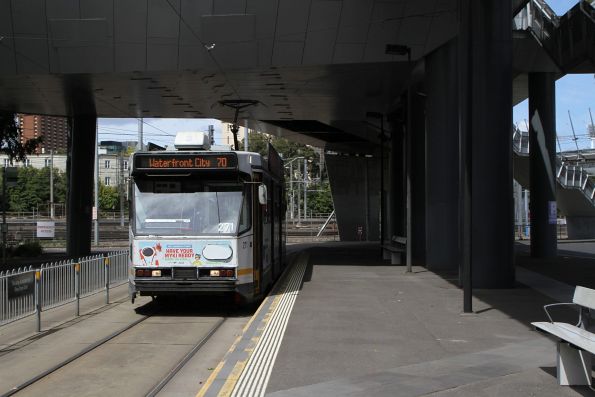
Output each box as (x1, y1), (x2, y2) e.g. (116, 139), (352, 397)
(133, 240), (235, 267)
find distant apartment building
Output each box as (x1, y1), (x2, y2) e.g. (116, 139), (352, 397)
(220, 122), (247, 148)
(0, 152), (67, 171)
(18, 114), (68, 154)
(0, 143), (129, 188)
(99, 140), (137, 155)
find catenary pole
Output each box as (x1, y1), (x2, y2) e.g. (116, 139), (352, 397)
(50, 150), (54, 219)
(94, 123), (99, 245)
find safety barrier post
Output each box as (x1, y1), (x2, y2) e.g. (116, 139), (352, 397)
(104, 256), (110, 304)
(74, 263), (80, 316)
(35, 270), (41, 332)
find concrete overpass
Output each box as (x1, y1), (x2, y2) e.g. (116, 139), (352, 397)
(1, 0), (594, 289)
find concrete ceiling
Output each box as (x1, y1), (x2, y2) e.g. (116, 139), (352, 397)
(0, 0), (463, 149)
(0, 0), (537, 149)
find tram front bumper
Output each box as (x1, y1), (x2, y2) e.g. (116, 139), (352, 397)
(133, 279), (237, 294)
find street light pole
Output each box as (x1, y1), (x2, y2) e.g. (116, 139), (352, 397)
(297, 160), (301, 225)
(289, 161), (294, 220)
(284, 157), (304, 224)
(50, 150), (54, 219)
(119, 151), (124, 227)
(94, 125), (99, 245)
(303, 157), (308, 222)
(2, 167), (6, 266)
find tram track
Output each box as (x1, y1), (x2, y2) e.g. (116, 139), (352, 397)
(1, 301), (230, 397)
(145, 317), (226, 397)
(1, 314), (153, 397)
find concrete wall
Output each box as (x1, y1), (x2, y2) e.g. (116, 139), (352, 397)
(566, 216), (595, 239)
(327, 154), (380, 241)
(425, 39), (459, 271)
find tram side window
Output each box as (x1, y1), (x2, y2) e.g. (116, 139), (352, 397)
(238, 188), (251, 234)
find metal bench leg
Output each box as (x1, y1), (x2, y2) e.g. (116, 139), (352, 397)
(391, 252), (402, 265)
(383, 249), (390, 260)
(557, 342), (592, 386)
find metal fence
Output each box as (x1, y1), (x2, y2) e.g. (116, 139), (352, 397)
(514, 123), (595, 209)
(0, 250), (129, 331)
(0, 267), (36, 326)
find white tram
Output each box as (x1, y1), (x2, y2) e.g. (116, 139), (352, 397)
(128, 132), (286, 304)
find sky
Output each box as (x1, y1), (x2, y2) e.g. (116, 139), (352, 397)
(98, 118), (222, 148)
(99, 0), (594, 152)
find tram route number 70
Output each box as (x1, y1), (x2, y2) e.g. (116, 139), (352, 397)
(217, 157), (228, 167)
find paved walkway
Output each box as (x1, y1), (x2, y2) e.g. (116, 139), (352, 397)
(259, 242), (593, 396)
(2, 242), (594, 396)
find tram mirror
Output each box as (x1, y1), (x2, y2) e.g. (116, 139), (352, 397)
(258, 184), (268, 205)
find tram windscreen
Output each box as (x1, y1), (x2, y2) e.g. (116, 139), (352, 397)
(133, 178), (251, 236)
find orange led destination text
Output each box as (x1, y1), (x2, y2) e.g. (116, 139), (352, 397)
(148, 157), (228, 168)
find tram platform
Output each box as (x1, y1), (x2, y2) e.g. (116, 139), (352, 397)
(203, 241), (594, 397)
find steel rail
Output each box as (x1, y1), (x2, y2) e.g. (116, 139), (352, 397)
(0, 313), (153, 397)
(144, 317), (227, 397)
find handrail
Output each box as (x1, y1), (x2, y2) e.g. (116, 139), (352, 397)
(533, 0), (559, 24)
(515, 0), (595, 73)
(316, 210), (336, 237)
(513, 124), (595, 208)
(581, 0), (595, 24)
(512, 125), (530, 154)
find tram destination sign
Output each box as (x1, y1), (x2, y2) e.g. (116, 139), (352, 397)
(134, 153), (238, 170)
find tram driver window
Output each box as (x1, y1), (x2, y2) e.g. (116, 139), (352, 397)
(134, 179), (248, 236)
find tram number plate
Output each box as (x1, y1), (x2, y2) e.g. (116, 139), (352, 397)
(173, 268), (197, 280)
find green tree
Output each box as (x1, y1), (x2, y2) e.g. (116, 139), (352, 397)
(99, 183), (120, 210)
(240, 132), (321, 178)
(242, 132), (317, 161)
(6, 167), (67, 212)
(307, 182), (334, 214)
(0, 113), (43, 162)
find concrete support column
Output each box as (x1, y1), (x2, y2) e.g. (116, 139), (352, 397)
(389, 118), (406, 239)
(426, 39), (459, 271)
(529, 73), (557, 258)
(67, 115), (97, 257)
(409, 87), (426, 265)
(460, 0), (514, 288)
(327, 154), (380, 241)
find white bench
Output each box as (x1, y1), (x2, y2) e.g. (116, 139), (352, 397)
(532, 286), (595, 386)
(382, 236), (406, 265)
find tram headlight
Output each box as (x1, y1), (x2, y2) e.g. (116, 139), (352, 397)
(208, 269), (235, 277)
(135, 268), (159, 277)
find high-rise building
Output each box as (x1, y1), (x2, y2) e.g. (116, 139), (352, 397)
(18, 114), (69, 154)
